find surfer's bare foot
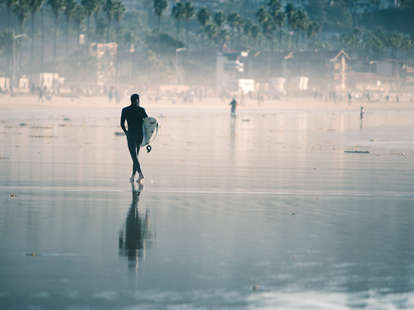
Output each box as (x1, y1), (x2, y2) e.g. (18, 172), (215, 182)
(129, 176), (134, 183)
(137, 173), (144, 183)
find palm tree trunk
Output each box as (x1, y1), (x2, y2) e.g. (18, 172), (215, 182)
(295, 33), (299, 51)
(77, 23), (81, 48)
(279, 30), (282, 52)
(41, 8), (44, 67)
(176, 21), (179, 39)
(7, 8), (10, 31)
(270, 39), (274, 77)
(65, 16), (69, 56)
(87, 15), (90, 48)
(30, 15), (35, 83)
(185, 21), (189, 47)
(17, 20), (24, 83)
(106, 18), (111, 43)
(54, 14), (58, 70)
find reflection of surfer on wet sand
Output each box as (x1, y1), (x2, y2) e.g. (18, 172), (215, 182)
(118, 183), (152, 271)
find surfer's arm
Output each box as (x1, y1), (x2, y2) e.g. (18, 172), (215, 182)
(143, 108), (148, 119)
(120, 109), (127, 134)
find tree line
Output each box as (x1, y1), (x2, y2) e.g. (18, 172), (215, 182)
(0, 0), (414, 86)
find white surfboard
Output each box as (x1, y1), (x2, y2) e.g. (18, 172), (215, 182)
(141, 117), (158, 147)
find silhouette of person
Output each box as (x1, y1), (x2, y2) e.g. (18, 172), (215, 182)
(121, 93), (148, 183)
(348, 92), (352, 105)
(229, 97), (237, 117)
(360, 106), (365, 129)
(118, 183), (151, 271)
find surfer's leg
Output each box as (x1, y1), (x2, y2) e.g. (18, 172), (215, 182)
(136, 135), (144, 181)
(127, 137), (139, 181)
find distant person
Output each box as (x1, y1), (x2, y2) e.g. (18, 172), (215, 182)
(121, 94), (148, 183)
(347, 92), (352, 105)
(360, 106), (365, 129)
(38, 86), (44, 103)
(360, 106), (365, 120)
(229, 97), (237, 117)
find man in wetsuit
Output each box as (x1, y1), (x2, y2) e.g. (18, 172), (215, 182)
(121, 94), (148, 183)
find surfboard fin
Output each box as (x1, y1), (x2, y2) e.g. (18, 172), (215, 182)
(146, 145), (152, 153)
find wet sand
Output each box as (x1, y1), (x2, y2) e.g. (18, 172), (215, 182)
(1, 96), (414, 309)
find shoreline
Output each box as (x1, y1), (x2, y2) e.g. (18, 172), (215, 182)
(1, 94), (413, 111)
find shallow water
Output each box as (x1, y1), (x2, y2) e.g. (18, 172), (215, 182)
(1, 103), (414, 309)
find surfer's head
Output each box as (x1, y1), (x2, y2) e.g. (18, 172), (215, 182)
(130, 93), (140, 106)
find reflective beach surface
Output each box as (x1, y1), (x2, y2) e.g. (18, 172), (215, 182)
(1, 102), (414, 309)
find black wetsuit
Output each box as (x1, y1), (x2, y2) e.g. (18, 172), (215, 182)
(120, 105), (148, 175)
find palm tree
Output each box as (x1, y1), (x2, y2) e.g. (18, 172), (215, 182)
(153, 0), (167, 32)
(81, 0), (99, 47)
(292, 9), (308, 50)
(249, 24), (260, 45)
(227, 12), (241, 34)
(64, 0), (76, 54)
(256, 7), (267, 26)
(48, 0), (65, 67)
(256, 7), (275, 46)
(242, 19), (251, 38)
(12, 0), (31, 33)
(285, 3), (296, 50)
(306, 21), (320, 48)
(92, 0), (104, 40)
(183, 1), (194, 47)
(213, 10), (225, 28)
(72, 4), (85, 48)
(197, 7), (210, 28)
(112, 0), (124, 43)
(271, 10), (284, 51)
(172, 1), (186, 40)
(227, 12), (242, 47)
(103, 0), (114, 42)
(267, 0), (281, 16)
(5, 0), (17, 30)
(258, 1), (284, 51)
(28, 0), (43, 82)
(204, 23), (217, 43)
(10, 0), (30, 83)
(0, 31), (14, 84)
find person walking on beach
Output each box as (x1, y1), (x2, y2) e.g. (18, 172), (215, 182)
(38, 86), (44, 103)
(121, 94), (148, 183)
(360, 106), (365, 120)
(360, 106), (365, 129)
(229, 97), (237, 117)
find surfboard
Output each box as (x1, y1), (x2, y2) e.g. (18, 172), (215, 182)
(141, 117), (158, 149)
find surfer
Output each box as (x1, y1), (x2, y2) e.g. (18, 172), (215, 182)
(229, 97), (237, 117)
(121, 94), (148, 183)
